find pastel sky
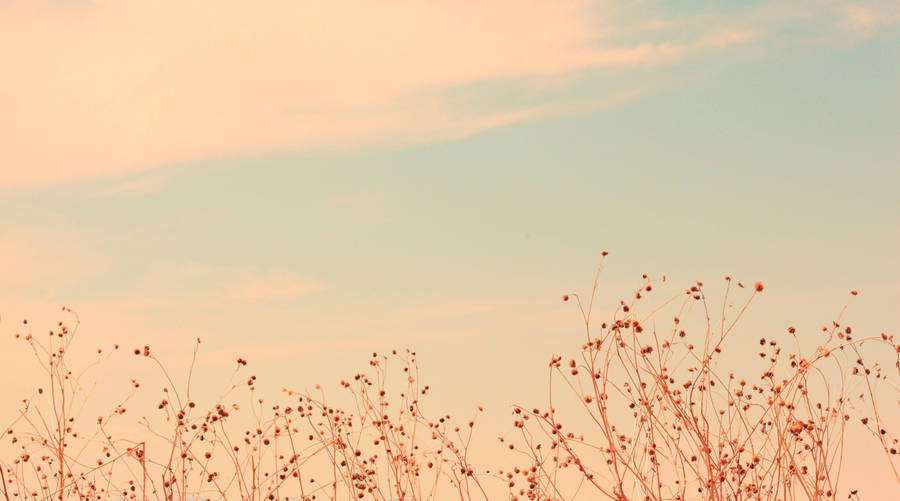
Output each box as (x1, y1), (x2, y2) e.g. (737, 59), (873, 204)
(1, 0), (899, 494)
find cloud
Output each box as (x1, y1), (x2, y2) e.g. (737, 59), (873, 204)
(86, 170), (174, 198)
(223, 272), (325, 301)
(0, 0), (764, 188)
(0, 230), (101, 290)
(839, 3), (900, 33)
(319, 191), (381, 209)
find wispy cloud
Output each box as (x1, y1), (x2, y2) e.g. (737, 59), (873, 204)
(319, 192), (381, 209)
(2, 1), (894, 188)
(839, 3), (900, 33)
(86, 170), (174, 198)
(0, 230), (101, 290)
(0, 0), (770, 188)
(223, 272), (325, 301)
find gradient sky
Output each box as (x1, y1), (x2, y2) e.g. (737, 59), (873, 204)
(2, 0), (899, 495)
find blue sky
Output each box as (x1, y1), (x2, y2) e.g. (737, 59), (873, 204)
(4, 31), (897, 306)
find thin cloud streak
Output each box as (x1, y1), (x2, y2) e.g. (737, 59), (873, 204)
(223, 273), (325, 301)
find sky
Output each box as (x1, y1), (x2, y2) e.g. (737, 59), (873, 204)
(1, 0), (899, 496)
